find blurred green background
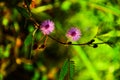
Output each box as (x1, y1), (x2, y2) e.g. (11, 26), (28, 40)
(0, 0), (120, 80)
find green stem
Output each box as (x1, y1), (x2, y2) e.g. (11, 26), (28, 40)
(29, 28), (38, 59)
(73, 44), (101, 80)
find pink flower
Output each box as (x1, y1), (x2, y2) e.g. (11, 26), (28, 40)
(40, 20), (54, 35)
(66, 27), (81, 41)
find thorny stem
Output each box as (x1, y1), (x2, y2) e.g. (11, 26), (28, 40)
(38, 35), (45, 43)
(24, 0), (39, 28)
(30, 18), (39, 28)
(44, 36), (48, 46)
(48, 35), (66, 45)
(48, 35), (112, 46)
(38, 36), (48, 49)
(24, 0), (32, 16)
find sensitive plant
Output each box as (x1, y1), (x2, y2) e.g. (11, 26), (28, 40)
(1, 0), (119, 80)
(16, 5), (113, 80)
(23, 18), (110, 80)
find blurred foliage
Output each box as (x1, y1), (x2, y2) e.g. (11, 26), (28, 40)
(59, 59), (74, 80)
(0, 0), (120, 80)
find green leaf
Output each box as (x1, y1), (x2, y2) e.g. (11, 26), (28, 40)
(24, 33), (34, 59)
(16, 6), (30, 18)
(24, 33), (33, 47)
(0, 73), (3, 80)
(24, 63), (34, 71)
(31, 5), (52, 13)
(59, 59), (75, 80)
(69, 61), (74, 80)
(59, 59), (69, 80)
(61, 1), (71, 11)
(32, 70), (40, 80)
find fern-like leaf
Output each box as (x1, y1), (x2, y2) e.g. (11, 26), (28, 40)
(59, 59), (69, 80)
(69, 61), (75, 80)
(59, 59), (75, 80)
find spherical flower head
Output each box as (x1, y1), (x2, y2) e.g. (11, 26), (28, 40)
(66, 27), (81, 41)
(40, 20), (54, 35)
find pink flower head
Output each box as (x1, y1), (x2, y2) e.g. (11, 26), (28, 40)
(40, 20), (54, 35)
(66, 27), (81, 41)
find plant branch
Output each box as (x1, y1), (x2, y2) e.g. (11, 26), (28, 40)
(48, 35), (111, 46)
